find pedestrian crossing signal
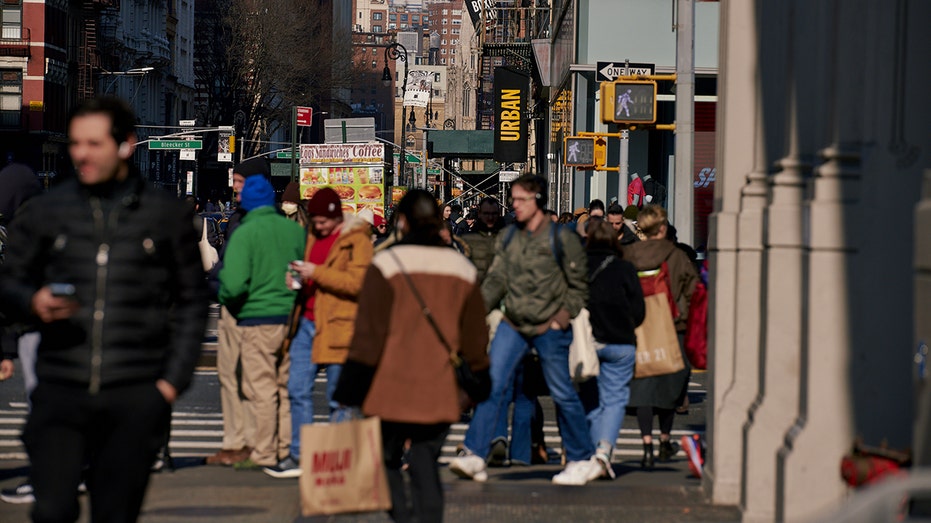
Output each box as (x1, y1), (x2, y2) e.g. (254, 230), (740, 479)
(564, 137), (596, 168)
(601, 80), (657, 124)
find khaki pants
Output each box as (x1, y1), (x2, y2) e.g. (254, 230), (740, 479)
(217, 306), (255, 450)
(240, 323), (291, 466)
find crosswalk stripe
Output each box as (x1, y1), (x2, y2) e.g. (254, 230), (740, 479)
(0, 383), (704, 463)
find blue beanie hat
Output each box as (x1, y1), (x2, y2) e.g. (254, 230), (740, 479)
(240, 176), (275, 211)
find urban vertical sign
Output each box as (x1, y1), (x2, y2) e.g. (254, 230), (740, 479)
(493, 67), (529, 164)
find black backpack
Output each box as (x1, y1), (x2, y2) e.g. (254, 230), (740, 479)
(643, 176), (667, 207)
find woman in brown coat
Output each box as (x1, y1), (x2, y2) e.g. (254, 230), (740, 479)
(622, 205), (698, 469)
(334, 190), (489, 523)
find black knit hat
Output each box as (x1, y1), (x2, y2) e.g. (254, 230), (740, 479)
(233, 157), (270, 179)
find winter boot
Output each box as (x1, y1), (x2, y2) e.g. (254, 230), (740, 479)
(641, 442), (655, 469)
(658, 439), (679, 462)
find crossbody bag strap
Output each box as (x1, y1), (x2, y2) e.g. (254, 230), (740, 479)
(387, 249), (462, 367)
(589, 255), (616, 283)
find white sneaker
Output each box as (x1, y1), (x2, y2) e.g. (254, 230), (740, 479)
(593, 452), (616, 480)
(551, 458), (603, 486)
(448, 454), (488, 482)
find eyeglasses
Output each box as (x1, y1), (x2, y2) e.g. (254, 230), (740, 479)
(512, 195), (537, 203)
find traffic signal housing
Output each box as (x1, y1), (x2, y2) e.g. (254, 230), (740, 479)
(564, 136), (596, 168)
(601, 80), (657, 124)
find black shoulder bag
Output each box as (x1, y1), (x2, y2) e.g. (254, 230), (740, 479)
(387, 249), (491, 404)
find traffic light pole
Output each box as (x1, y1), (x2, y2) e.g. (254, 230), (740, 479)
(619, 129), (630, 205)
(673, 0), (695, 244)
(290, 106), (298, 182)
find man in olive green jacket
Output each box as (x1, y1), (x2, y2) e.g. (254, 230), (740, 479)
(450, 174), (603, 486)
(219, 176), (306, 469)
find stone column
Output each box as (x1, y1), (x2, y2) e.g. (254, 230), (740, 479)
(739, 2), (809, 520)
(741, 152), (808, 523)
(777, 1), (864, 519)
(706, 0), (766, 505)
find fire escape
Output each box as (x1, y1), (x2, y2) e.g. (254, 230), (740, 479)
(475, 3), (549, 131)
(77, 0), (120, 100)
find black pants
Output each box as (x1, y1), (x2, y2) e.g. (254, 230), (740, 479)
(23, 382), (171, 523)
(636, 406), (675, 438)
(381, 421), (449, 523)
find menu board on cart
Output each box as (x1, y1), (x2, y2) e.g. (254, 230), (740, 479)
(299, 143), (386, 218)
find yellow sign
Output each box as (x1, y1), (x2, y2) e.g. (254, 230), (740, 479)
(29, 101), (44, 111)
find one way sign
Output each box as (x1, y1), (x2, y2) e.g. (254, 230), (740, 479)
(597, 61), (655, 82)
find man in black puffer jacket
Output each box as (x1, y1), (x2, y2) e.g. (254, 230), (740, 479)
(0, 97), (208, 522)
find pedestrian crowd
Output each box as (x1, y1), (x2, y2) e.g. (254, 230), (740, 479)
(0, 95), (703, 523)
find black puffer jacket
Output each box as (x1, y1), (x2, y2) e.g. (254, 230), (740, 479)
(0, 174), (208, 394)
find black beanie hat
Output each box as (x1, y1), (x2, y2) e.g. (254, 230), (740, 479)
(233, 157), (270, 179)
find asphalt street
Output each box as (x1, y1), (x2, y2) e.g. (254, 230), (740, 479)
(0, 313), (740, 522)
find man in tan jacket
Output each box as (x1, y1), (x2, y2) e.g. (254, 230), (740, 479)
(264, 188), (373, 478)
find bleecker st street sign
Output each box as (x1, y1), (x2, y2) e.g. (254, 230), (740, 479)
(149, 140), (203, 150)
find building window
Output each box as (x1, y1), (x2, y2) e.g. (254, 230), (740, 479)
(373, 12), (383, 20)
(442, 29), (447, 35)
(0, 69), (21, 126)
(373, 25), (382, 33)
(442, 18), (448, 25)
(451, 58), (456, 65)
(453, 9), (462, 16)
(388, 23), (396, 29)
(2, 0), (21, 40)
(441, 58), (446, 65)
(401, 14), (408, 21)
(452, 28), (460, 35)
(441, 49), (446, 55)
(452, 19), (461, 25)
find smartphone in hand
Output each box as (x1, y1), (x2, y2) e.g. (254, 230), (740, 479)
(48, 283), (76, 298)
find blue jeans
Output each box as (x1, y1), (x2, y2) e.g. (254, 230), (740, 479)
(463, 321), (595, 462)
(587, 344), (637, 452)
(491, 363), (535, 464)
(287, 317), (344, 459)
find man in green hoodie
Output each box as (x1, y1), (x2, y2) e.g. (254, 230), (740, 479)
(219, 175), (306, 469)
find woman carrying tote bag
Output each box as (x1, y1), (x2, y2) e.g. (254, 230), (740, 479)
(334, 190), (490, 523)
(582, 218), (645, 479)
(622, 205), (699, 469)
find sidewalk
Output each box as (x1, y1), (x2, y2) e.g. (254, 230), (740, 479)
(0, 455), (740, 523)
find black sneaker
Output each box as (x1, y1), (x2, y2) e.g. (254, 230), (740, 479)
(0, 482), (34, 504)
(263, 455), (301, 479)
(488, 437), (510, 467)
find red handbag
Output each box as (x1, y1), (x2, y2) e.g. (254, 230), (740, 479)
(684, 281), (708, 369)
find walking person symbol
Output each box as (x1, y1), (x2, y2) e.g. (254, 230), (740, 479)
(617, 89), (633, 118)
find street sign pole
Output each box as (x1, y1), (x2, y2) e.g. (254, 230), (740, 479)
(619, 129), (630, 204)
(290, 106), (298, 183)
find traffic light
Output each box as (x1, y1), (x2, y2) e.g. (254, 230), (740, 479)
(228, 135), (236, 153)
(564, 136), (596, 168)
(601, 80), (657, 124)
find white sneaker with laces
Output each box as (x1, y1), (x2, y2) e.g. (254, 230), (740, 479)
(551, 458), (603, 486)
(448, 454), (488, 482)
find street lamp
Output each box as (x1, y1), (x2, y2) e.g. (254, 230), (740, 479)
(100, 67), (154, 104)
(382, 42), (408, 187)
